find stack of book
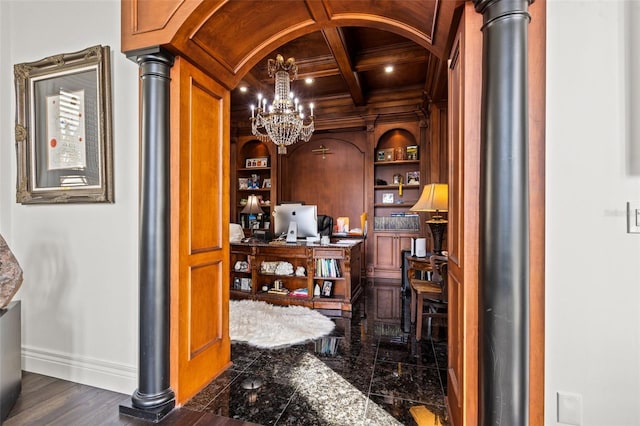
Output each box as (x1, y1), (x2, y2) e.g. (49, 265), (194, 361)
(290, 288), (308, 297)
(315, 258), (341, 278)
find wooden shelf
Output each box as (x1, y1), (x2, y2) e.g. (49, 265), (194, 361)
(374, 160), (419, 166)
(237, 167), (271, 172)
(374, 203), (417, 208)
(237, 188), (271, 192)
(374, 184), (420, 190)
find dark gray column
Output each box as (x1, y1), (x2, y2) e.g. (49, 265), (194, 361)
(473, 1), (532, 425)
(119, 47), (175, 422)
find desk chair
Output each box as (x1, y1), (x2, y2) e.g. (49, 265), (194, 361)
(317, 215), (333, 237)
(408, 254), (448, 341)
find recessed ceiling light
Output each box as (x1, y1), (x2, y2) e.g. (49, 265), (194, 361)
(384, 65), (394, 73)
(239, 86), (248, 93)
(305, 77), (314, 84)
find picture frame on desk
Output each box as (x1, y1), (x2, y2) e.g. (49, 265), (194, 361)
(238, 177), (249, 190)
(321, 280), (333, 297)
(262, 178), (271, 188)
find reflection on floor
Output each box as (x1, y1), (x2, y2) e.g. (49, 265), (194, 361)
(185, 284), (449, 425)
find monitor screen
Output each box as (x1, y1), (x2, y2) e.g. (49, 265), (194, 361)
(273, 204), (318, 238)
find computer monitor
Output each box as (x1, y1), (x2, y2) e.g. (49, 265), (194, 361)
(273, 204), (318, 239)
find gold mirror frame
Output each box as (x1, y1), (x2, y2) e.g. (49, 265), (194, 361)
(14, 45), (113, 204)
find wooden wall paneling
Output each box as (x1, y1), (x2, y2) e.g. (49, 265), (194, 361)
(428, 102), (449, 184)
(365, 118), (378, 275)
(169, 56), (231, 405)
(280, 132), (367, 227)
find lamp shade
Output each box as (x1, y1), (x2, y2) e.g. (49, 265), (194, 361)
(410, 183), (448, 213)
(241, 195), (264, 214)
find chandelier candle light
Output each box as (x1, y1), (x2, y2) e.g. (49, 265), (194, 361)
(250, 54), (314, 154)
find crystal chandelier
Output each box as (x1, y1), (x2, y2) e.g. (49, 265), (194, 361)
(250, 54), (314, 154)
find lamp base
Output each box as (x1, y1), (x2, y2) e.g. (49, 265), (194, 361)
(426, 220), (447, 255)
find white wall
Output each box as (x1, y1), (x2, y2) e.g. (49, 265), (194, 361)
(0, 0), (139, 393)
(546, 1), (640, 425)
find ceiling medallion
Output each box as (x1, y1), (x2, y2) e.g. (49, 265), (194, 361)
(250, 54), (314, 154)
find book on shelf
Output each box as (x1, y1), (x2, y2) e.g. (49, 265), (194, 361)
(290, 288), (308, 297)
(315, 258), (341, 278)
(391, 212), (419, 217)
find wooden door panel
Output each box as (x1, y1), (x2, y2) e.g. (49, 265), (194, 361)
(170, 56), (231, 404)
(397, 236), (413, 261)
(374, 234), (395, 270)
(189, 262), (223, 356)
(446, 4), (482, 425)
(189, 81), (223, 252)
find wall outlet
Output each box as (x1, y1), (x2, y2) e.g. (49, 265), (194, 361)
(557, 391), (582, 425)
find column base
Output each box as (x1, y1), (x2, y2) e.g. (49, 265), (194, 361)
(119, 399), (175, 423)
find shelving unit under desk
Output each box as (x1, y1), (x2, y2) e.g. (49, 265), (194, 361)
(229, 240), (363, 313)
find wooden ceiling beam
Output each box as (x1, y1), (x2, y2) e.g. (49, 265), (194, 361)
(321, 27), (366, 106)
(353, 44), (430, 71)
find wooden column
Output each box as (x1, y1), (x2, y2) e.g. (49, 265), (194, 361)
(473, 0), (533, 424)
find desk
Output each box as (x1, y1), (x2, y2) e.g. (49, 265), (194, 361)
(406, 255), (446, 340)
(230, 240), (362, 313)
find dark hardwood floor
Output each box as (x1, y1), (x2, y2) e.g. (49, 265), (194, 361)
(4, 372), (256, 426)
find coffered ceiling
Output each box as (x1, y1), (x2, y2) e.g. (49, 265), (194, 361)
(230, 21), (459, 132)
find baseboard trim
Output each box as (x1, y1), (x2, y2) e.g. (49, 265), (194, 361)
(22, 345), (137, 394)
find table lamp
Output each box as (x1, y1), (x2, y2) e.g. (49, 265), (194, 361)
(241, 194), (264, 227)
(410, 183), (448, 254)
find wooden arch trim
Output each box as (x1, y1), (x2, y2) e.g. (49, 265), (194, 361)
(121, 0), (459, 90)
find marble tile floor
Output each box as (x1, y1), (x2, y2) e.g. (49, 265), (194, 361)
(185, 289), (449, 425)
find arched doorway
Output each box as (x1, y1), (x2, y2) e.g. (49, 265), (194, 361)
(120, 1), (545, 424)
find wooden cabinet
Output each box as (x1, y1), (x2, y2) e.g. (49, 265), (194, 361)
(372, 232), (415, 279)
(230, 241), (362, 313)
(232, 138), (276, 234)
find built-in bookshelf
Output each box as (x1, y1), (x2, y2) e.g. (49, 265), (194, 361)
(233, 138), (276, 235)
(373, 128), (421, 232)
(372, 126), (422, 279)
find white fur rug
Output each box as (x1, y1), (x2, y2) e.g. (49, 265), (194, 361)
(230, 299), (335, 349)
